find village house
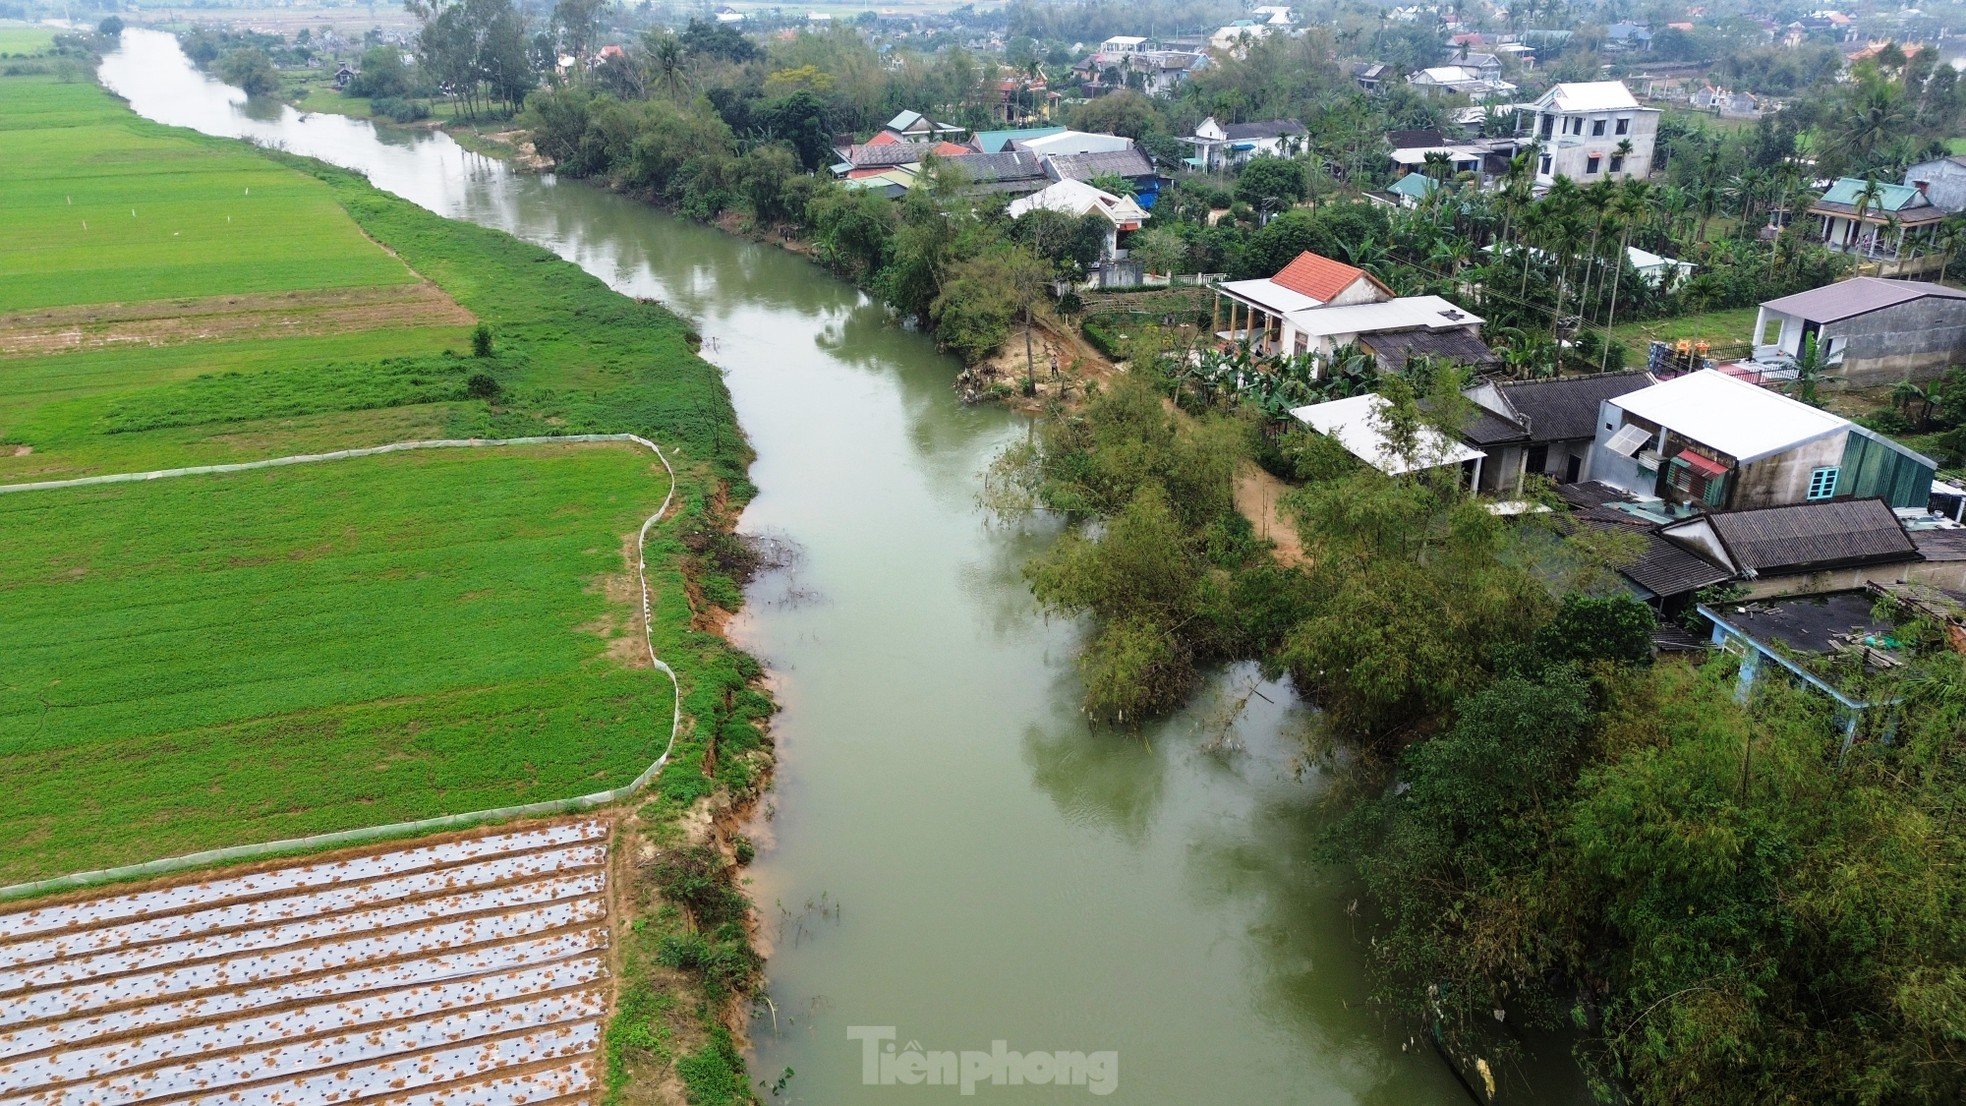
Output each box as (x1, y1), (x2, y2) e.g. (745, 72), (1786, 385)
(1901, 155), (1966, 214)
(1289, 393), (1489, 483)
(1407, 64), (1517, 99)
(1182, 117), (1308, 171)
(1211, 251), (1493, 365)
(1460, 371), (1657, 493)
(1753, 276), (1966, 383)
(1127, 50), (1209, 97)
(1006, 178), (1147, 259)
(1585, 369), (1936, 512)
(1526, 81), (1658, 183)
(1806, 178), (1947, 275)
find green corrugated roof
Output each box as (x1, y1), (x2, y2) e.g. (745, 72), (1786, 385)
(1389, 173), (1440, 198)
(970, 126), (1065, 153)
(1819, 177), (1924, 211)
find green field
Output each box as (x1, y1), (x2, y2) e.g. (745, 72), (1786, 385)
(0, 444), (675, 881)
(0, 60), (766, 887)
(0, 75), (418, 311)
(1610, 306), (1760, 350)
(0, 26), (56, 56)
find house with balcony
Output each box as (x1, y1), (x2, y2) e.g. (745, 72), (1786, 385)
(1408, 64), (1517, 98)
(1526, 81), (1658, 183)
(1753, 276), (1966, 384)
(1806, 177), (1948, 276)
(1585, 369), (1936, 512)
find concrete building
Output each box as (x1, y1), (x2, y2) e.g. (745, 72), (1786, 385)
(1753, 276), (1966, 384)
(1526, 81), (1658, 183)
(1006, 179), (1147, 257)
(1183, 117), (1307, 171)
(1586, 369), (1936, 511)
(1902, 154), (1966, 214)
(1461, 371), (1656, 493)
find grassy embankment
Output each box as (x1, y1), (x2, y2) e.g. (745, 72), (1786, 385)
(1, 62), (773, 1102)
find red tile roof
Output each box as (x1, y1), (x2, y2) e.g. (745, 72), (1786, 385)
(1271, 251), (1387, 303)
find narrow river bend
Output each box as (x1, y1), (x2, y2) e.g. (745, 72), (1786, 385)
(99, 30), (1580, 1103)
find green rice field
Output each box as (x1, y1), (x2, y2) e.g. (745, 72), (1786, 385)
(0, 26), (56, 56)
(0, 443), (674, 882)
(0, 75), (418, 311)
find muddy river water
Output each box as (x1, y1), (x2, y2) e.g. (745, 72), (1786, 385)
(101, 30), (1587, 1103)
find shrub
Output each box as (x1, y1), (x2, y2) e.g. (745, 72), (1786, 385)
(470, 323), (493, 357)
(464, 371), (500, 400)
(370, 96), (429, 123)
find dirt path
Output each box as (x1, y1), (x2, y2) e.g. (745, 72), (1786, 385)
(1234, 462), (1305, 567)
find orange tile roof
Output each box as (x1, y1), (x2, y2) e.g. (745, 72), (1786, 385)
(1271, 251), (1386, 303)
(932, 141), (971, 155)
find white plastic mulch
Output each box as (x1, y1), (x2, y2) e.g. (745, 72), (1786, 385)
(0, 819), (614, 1105)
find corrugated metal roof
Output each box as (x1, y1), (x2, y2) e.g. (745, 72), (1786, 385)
(1761, 276), (1966, 325)
(1045, 148), (1155, 181)
(1610, 369), (1846, 462)
(1698, 498), (1918, 574)
(1496, 371), (1654, 442)
(1220, 118), (1305, 141)
(1289, 393), (1486, 475)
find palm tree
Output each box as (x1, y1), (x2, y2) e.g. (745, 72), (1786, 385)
(1850, 174), (1886, 255)
(645, 32), (688, 100)
(1600, 180), (1650, 372)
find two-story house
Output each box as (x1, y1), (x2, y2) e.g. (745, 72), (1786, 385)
(1585, 369), (1935, 511)
(1527, 81), (1658, 183)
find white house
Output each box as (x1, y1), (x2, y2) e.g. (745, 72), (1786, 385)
(1408, 65), (1516, 98)
(1527, 81), (1658, 183)
(1183, 116), (1307, 171)
(1006, 179), (1148, 257)
(1212, 250), (1491, 363)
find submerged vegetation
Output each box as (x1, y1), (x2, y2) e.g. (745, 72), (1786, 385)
(996, 333), (1966, 1102)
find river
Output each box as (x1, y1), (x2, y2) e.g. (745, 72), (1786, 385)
(99, 30), (1585, 1103)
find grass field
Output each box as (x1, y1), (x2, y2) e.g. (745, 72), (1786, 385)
(0, 444), (669, 881)
(0, 26), (55, 55)
(0, 75), (418, 311)
(1610, 306), (1760, 350)
(0, 60), (767, 888)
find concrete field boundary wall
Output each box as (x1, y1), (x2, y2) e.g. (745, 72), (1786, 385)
(0, 435), (686, 902)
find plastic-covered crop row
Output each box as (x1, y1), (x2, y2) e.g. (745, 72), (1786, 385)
(2, 822), (607, 939)
(0, 821), (612, 1105)
(2, 845), (605, 966)
(1, 904), (602, 1028)
(0, 928), (602, 1061)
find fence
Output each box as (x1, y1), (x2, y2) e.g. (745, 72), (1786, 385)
(0, 435), (685, 902)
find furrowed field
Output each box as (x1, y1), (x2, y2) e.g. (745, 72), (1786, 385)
(0, 61), (767, 887)
(0, 444), (673, 882)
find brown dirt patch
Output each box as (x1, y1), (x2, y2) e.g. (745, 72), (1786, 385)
(1234, 462), (1306, 567)
(965, 314), (1119, 412)
(0, 283), (474, 358)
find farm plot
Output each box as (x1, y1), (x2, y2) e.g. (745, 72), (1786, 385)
(0, 442), (675, 884)
(0, 76), (421, 312)
(0, 817), (615, 1104)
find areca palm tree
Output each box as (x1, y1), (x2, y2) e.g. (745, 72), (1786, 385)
(1601, 180), (1650, 372)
